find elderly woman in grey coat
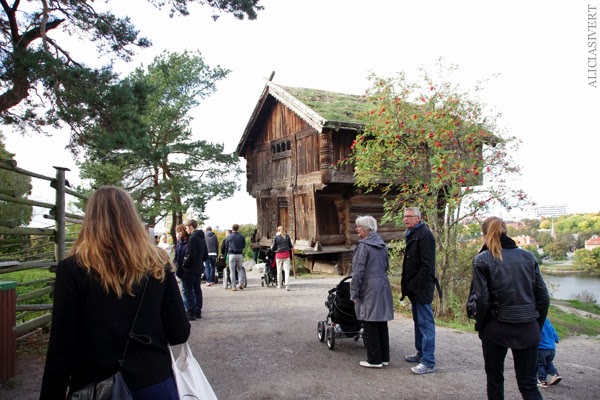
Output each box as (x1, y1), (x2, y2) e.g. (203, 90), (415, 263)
(350, 215), (394, 368)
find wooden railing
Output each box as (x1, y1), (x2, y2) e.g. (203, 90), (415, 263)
(0, 159), (86, 337)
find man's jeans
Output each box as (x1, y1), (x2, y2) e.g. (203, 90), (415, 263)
(182, 274), (202, 313)
(411, 302), (436, 368)
(204, 255), (216, 284)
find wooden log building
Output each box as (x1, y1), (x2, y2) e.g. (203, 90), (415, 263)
(236, 79), (405, 274)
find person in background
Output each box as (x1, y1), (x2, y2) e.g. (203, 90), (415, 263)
(537, 318), (562, 388)
(251, 228), (261, 263)
(40, 186), (190, 399)
(174, 224), (189, 281)
(226, 224), (246, 291)
(182, 219), (208, 320)
(401, 206), (440, 375)
(271, 226), (293, 291)
(158, 233), (173, 259)
(470, 216), (550, 400)
(350, 216), (394, 368)
(204, 226), (219, 287)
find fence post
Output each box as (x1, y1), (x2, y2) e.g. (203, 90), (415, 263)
(0, 281), (16, 382)
(53, 167), (69, 262)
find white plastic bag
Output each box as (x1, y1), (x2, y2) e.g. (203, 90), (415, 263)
(170, 343), (218, 400)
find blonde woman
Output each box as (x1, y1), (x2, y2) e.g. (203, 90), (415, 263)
(40, 186), (190, 399)
(470, 216), (549, 399)
(271, 226), (293, 290)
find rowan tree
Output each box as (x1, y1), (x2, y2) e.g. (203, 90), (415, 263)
(347, 64), (530, 316)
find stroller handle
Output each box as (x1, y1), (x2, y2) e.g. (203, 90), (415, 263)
(328, 274), (352, 294)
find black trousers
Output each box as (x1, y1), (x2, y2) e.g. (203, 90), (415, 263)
(482, 338), (543, 400)
(362, 321), (389, 365)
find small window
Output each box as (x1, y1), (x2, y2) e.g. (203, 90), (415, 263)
(286, 141), (291, 151)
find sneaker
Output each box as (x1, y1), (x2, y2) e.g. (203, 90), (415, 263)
(411, 363), (435, 374)
(382, 361), (389, 366)
(277, 285), (281, 289)
(286, 286), (289, 291)
(405, 354), (421, 363)
(359, 361), (382, 368)
(187, 312), (196, 321)
(537, 380), (548, 388)
(548, 374), (562, 385)
(231, 287), (238, 291)
(195, 311), (202, 319)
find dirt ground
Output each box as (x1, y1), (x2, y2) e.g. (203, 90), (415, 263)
(2, 267), (599, 400)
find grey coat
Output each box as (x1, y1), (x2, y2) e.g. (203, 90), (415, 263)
(350, 232), (394, 322)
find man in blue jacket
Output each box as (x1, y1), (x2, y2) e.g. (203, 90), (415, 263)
(183, 219), (208, 320)
(226, 224), (246, 291)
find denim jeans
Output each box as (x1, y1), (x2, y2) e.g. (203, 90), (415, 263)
(204, 255), (216, 283)
(482, 339), (542, 400)
(537, 348), (558, 382)
(229, 254), (244, 286)
(181, 274), (202, 313)
(411, 302), (436, 368)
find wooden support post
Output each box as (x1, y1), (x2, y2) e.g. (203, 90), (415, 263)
(53, 167), (70, 262)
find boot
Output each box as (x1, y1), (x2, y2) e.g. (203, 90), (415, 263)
(187, 311), (196, 321)
(195, 310), (202, 319)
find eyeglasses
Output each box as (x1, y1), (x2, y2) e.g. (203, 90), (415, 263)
(404, 215), (419, 219)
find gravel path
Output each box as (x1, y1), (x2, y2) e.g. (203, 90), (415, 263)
(2, 267), (600, 400)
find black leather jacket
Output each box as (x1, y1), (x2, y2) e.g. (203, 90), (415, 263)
(472, 247), (549, 331)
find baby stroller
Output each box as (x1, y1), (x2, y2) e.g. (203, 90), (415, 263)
(222, 256), (247, 289)
(261, 249), (286, 287)
(317, 275), (364, 350)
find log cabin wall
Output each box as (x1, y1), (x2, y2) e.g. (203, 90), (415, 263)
(249, 101), (321, 246)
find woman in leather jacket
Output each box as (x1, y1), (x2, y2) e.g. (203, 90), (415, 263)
(470, 217), (549, 400)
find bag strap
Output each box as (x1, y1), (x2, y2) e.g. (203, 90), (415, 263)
(118, 276), (149, 368)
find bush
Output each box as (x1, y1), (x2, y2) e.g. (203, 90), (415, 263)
(570, 290), (598, 304)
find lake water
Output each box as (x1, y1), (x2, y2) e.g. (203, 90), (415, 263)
(542, 273), (600, 301)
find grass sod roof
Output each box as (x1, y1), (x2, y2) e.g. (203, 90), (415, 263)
(281, 86), (372, 124)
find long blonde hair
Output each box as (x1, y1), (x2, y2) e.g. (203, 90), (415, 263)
(481, 216), (507, 261)
(70, 186), (170, 297)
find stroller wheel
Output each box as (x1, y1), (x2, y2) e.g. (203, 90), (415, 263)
(261, 278), (265, 287)
(317, 321), (326, 342)
(264, 273), (270, 287)
(326, 326), (336, 350)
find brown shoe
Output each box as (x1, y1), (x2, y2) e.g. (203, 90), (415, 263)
(231, 287), (238, 291)
(239, 284), (244, 290)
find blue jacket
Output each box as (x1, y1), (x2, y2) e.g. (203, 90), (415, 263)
(539, 319), (559, 350)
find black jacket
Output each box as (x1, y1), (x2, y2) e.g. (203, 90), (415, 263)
(182, 229), (208, 276)
(401, 223), (437, 304)
(40, 256), (190, 398)
(471, 241), (549, 331)
(271, 233), (293, 254)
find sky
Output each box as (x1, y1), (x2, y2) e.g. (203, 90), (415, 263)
(3, 0), (600, 230)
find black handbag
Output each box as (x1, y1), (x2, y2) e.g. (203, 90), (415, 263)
(67, 278), (149, 400)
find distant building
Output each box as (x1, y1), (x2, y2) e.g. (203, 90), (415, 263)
(585, 235), (600, 251)
(514, 235), (538, 248)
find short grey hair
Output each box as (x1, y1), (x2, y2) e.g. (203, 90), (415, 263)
(355, 216), (377, 232)
(405, 207), (421, 217)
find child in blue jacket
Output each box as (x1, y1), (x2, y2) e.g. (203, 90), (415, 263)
(537, 319), (562, 387)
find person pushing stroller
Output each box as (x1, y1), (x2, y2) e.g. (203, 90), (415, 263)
(271, 226), (293, 291)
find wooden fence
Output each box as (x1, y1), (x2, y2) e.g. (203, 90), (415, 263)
(0, 159), (86, 380)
